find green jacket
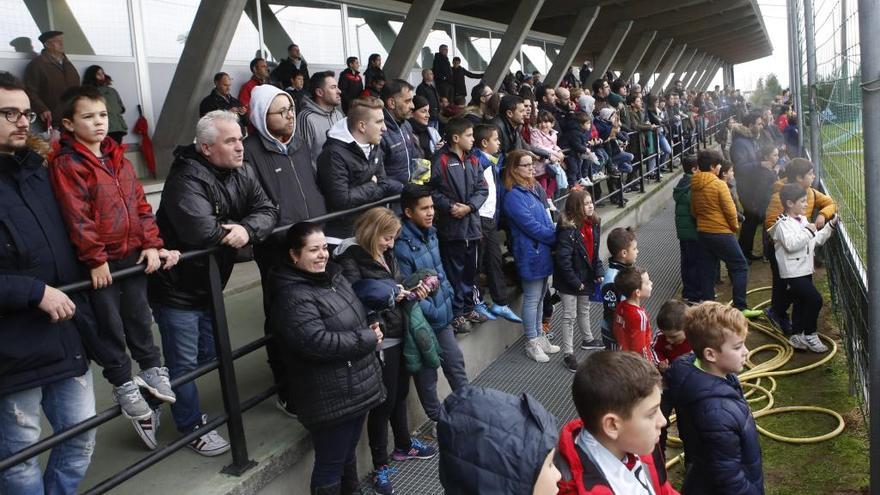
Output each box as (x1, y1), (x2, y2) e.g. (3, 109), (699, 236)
(97, 85), (127, 134)
(403, 300), (441, 374)
(674, 173), (698, 241)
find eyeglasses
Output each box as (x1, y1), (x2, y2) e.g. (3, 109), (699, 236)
(269, 106), (294, 118)
(1, 109), (37, 124)
(516, 162), (534, 168)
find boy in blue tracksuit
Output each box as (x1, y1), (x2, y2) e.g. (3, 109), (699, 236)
(599, 227), (638, 349)
(395, 183), (469, 423)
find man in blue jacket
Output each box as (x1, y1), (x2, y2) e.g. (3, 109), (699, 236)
(0, 73), (96, 495)
(394, 184), (468, 424)
(379, 79), (419, 184)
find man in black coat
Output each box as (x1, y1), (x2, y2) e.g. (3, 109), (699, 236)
(451, 57), (482, 100)
(416, 69), (441, 127)
(0, 73), (96, 493)
(338, 56), (363, 114)
(271, 43), (309, 89)
(149, 109), (277, 455)
(432, 44), (453, 100)
(198, 72), (247, 132)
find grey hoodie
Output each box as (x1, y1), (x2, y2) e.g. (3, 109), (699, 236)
(293, 95), (346, 172)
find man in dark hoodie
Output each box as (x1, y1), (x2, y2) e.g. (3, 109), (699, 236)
(380, 79), (420, 184)
(150, 110), (277, 455)
(338, 56), (363, 114)
(316, 97), (402, 239)
(245, 85), (326, 417)
(730, 110), (765, 260)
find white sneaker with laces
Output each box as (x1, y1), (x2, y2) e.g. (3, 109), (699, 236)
(188, 414), (230, 457)
(537, 335), (561, 354)
(578, 178), (593, 187)
(802, 333), (829, 353)
(131, 409), (161, 450)
(788, 333), (809, 351)
(526, 339), (550, 363)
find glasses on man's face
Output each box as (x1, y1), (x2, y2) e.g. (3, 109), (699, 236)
(269, 106), (294, 118)
(1, 109), (37, 124)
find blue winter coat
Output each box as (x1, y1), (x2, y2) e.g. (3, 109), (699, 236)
(502, 184), (555, 281)
(394, 219), (455, 330)
(379, 108), (421, 184)
(665, 353), (765, 495)
(0, 149), (92, 396)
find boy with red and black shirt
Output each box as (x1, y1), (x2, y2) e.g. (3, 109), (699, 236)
(50, 86), (179, 445)
(653, 299), (693, 453)
(612, 266), (657, 365)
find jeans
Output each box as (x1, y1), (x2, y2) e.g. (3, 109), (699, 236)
(367, 344), (410, 467)
(309, 414), (366, 489)
(679, 239), (704, 301)
(785, 275), (823, 335)
(0, 370), (96, 495)
(152, 304), (216, 432)
(414, 325), (468, 422)
(559, 293), (597, 354)
(439, 239), (478, 317)
(698, 232), (749, 309)
(521, 277), (549, 340)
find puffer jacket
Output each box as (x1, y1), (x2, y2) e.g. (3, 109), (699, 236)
(50, 134), (163, 268)
(438, 386), (558, 495)
(528, 127), (561, 176)
(335, 240), (406, 341)
(503, 184), (555, 281)
(763, 179), (836, 229)
(729, 123), (761, 172)
(553, 218), (603, 295)
(150, 145), (278, 309)
(690, 171), (738, 234)
(380, 108), (421, 183)
(267, 261), (385, 429)
(429, 146), (488, 242)
(665, 354), (764, 495)
(0, 147), (92, 397)
(394, 219), (455, 331)
(769, 214), (835, 279)
(316, 118), (403, 238)
(674, 173), (698, 241)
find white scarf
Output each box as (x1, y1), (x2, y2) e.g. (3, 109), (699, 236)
(576, 429), (656, 495)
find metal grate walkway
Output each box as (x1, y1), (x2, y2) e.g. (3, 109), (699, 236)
(365, 204), (683, 494)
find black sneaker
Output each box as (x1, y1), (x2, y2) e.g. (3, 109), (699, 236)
(563, 354), (579, 373)
(451, 316), (472, 334)
(581, 339), (604, 350)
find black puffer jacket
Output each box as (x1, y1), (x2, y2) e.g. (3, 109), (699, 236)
(429, 147), (488, 242)
(335, 241), (406, 341)
(267, 261), (385, 429)
(553, 219), (604, 295)
(150, 145), (278, 309)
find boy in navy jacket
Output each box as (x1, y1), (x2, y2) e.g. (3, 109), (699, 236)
(599, 227), (638, 349)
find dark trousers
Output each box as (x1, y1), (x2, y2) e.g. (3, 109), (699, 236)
(784, 275), (823, 335)
(437, 80), (454, 101)
(309, 414), (366, 490)
(477, 216), (509, 306)
(440, 238), (478, 317)
(739, 210), (763, 257)
(83, 253), (161, 386)
(254, 240), (291, 405)
(367, 344), (411, 467)
(698, 232), (749, 309)
(767, 241), (792, 321)
(414, 325), (468, 422)
(680, 239), (703, 301)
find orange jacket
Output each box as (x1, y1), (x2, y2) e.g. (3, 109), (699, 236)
(763, 179), (837, 229)
(690, 171), (739, 234)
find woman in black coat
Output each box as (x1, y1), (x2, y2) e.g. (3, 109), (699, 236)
(267, 222), (385, 495)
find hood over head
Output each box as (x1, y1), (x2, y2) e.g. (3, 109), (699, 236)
(578, 94), (595, 115)
(249, 85), (294, 152)
(598, 107), (615, 121)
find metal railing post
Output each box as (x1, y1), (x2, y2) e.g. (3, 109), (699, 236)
(207, 253), (257, 475)
(803, 0), (822, 176)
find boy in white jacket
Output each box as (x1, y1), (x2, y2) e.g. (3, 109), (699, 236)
(768, 183), (838, 352)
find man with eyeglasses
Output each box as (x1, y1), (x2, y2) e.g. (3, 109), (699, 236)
(0, 72), (97, 494)
(23, 31), (80, 131)
(244, 85), (326, 417)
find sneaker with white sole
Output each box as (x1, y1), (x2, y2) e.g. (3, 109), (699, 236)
(788, 333), (809, 351)
(275, 397), (298, 418)
(135, 367), (176, 404)
(188, 414), (230, 457)
(578, 178), (593, 187)
(113, 381), (152, 420)
(802, 333), (829, 353)
(526, 338), (549, 363)
(131, 409), (161, 450)
(536, 335), (561, 354)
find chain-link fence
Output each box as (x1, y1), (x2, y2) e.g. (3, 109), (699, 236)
(791, 0), (868, 412)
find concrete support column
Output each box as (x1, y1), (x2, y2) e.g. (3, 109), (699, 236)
(244, 0), (293, 61)
(650, 43), (687, 93)
(691, 57), (713, 91)
(544, 6), (601, 88)
(152, 0), (249, 177)
(383, 0), (445, 81)
(681, 52), (706, 89)
(638, 37), (673, 88)
(585, 20), (634, 87)
(483, 0), (546, 90)
(698, 59), (722, 91)
(620, 30), (657, 84)
(25, 0), (94, 55)
(694, 59), (715, 91)
(665, 47), (697, 93)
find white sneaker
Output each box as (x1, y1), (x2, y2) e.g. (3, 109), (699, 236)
(537, 335), (561, 354)
(578, 178), (593, 187)
(526, 339), (550, 363)
(131, 409), (160, 450)
(802, 333), (829, 353)
(788, 333), (809, 351)
(188, 414), (230, 457)
(593, 172), (606, 181)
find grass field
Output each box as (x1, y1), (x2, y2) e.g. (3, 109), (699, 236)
(816, 123), (866, 261)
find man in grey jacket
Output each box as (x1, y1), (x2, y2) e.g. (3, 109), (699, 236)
(293, 71), (344, 172)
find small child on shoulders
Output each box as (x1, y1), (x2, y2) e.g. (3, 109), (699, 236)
(612, 266), (656, 365)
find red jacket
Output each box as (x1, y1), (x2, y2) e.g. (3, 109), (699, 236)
(653, 334), (693, 364)
(556, 419), (679, 495)
(613, 300), (658, 365)
(49, 134), (163, 268)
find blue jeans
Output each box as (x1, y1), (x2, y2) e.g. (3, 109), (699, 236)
(0, 370), (96, 495)
(658, 134), (672, 165)
(152, 304), (216, 432)
(521, 277), (549, 339)
(414, 325), (468, 421)
(698, 232), (749, 309)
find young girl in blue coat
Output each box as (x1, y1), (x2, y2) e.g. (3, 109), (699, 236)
(502, 149), (560, 363)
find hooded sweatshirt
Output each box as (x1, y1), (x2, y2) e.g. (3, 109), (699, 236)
(690, 171), (739, 234)
(292, 95), (346, 172)
(244, 85), (326, 234)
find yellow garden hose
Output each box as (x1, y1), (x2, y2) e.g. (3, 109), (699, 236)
(665, 287), (846, 470)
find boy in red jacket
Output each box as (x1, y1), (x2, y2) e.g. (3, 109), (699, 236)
(612, 266), (657, 365)
(557, 350), (678, 494)
(50, 86), (179, 447)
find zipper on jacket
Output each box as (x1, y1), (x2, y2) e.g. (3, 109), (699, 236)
(287, 155), (310, 218)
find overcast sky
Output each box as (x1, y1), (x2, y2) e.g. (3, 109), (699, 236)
(721, 0), (790, 91)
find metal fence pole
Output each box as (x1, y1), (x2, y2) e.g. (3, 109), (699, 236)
(207, 253), (257, 475)
(858, 0), (880, 490)
(803, 0), (821, 173)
